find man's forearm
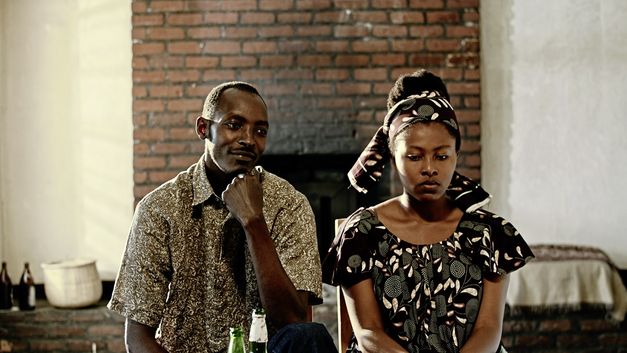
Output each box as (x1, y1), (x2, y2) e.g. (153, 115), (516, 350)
(125, 319), (169, 353)
(243, 217), (309, 327)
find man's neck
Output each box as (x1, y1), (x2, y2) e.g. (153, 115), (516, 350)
(203, 155), (230, 196)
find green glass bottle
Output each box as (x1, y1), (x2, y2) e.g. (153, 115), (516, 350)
(227, 327), (246, 353)
(0, 262), (13, 309)
(248, 308), (268, 353)
(17, 262), (35, 311)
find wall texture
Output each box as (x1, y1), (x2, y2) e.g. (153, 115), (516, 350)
(481, 0), (627, 267)
(131, 0), (483, 202)
(0, 0), (133, 281)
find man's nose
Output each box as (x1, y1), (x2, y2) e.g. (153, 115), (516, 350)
(238, 127), (254, 147)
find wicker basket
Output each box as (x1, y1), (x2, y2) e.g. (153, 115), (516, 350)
(41, 259), (102, 308)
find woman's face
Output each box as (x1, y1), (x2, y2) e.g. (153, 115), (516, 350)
(392, 121), (458, 202)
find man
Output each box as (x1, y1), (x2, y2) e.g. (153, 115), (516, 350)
(109, 81), (337, 353)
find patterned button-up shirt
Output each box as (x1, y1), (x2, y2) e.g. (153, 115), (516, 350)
(108, 155), (322, 353)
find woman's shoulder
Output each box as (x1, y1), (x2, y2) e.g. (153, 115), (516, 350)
(323, 207), (382, 286)
(462, 209), (534, 275)
(462, 208), (519, 234)
(369, 197), (402, 222)
(342, 197), (405, 231)
(339, 207), (379, 233)
(370, 197), (401, 212)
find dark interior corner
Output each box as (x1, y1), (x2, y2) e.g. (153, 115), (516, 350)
(260, 154), (392, 260)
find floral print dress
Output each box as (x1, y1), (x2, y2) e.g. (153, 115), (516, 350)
(322, 207), (534, 353)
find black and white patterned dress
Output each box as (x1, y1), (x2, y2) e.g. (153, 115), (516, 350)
(323, 207), (534, 353)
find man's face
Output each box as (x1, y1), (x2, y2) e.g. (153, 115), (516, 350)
(204, 88), (269, 177)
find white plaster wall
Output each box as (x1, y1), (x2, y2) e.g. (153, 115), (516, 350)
(0, 1), (6, 261)
(482, 0), (627, 267)
(0, 0), (133, 281)
(74, 0), (134, 280)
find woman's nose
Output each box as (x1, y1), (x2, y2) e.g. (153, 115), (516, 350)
(421, 160), (437, 176)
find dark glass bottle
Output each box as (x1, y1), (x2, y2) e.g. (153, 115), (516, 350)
(249, 308), (268, 353)
(227, 326), (246, 353)
(0, 262), (13, 309)
(17, 262), (35, 311)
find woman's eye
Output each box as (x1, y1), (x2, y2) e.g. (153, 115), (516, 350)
(436, 154), (449, 161)
(407, 155), (421, 161)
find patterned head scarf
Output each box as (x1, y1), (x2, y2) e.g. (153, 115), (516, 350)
(348, 91), (491, 212)
(386, 91), (460, 149)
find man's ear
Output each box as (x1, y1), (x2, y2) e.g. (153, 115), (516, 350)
(195, 116), (211, 140)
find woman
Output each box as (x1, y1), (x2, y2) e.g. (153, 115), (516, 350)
(323, 71), (534, 353)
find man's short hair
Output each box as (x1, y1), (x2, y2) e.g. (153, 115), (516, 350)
(201, 81), (266, 120)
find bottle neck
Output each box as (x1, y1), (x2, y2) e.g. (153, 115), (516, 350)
(21, 272), (31, 283)
(228, 331), (245, 353)
(249, 341), (267, 353)
(249, 316), (268, 343)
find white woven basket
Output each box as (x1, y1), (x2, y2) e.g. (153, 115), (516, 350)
(41, 259), (102, 308)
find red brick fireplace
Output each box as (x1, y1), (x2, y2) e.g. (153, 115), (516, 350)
(130, 0), (483, 206)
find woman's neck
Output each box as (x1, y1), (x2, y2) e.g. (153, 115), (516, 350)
(398, 192), (456, 222)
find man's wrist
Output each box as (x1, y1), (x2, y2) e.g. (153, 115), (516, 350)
(241, 215), (267, 230)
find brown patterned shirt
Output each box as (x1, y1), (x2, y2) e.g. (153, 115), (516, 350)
(108, 155), (322, 353)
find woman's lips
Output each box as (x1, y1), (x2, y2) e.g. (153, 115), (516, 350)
(420, 180), (439, 186)
(418, 180), (440, 190)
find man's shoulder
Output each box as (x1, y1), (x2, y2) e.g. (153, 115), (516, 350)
(137, 164), (195, 210)
(261, 169), (308, 204)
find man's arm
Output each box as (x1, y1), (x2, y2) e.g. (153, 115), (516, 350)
(125, 319), (168, 353)
(221, 171), (309, 327)
(243, 217), (310, 325)
(108, 199), (173, 353)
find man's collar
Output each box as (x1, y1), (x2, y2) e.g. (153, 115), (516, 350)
(192, 154), (224, 208)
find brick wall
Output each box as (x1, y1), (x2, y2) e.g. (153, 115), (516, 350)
(2, 301), (626, 352)
(0, 301), (125, 353)
(501, 307), (627, 353)
(131, 0), (482, 202)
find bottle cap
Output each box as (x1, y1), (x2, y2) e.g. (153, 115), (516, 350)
(230, 326), (243, 337)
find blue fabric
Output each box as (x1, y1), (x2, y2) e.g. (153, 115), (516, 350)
(269, 322), (338, 353)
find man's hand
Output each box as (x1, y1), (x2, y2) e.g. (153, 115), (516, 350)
(221, 167), (264, 226)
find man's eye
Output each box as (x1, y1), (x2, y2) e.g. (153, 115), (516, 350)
(225, 122), (241, 130)
(256, 128), (268, 137)
(407, 155), (421, 161)
(436, 154), (449, 161)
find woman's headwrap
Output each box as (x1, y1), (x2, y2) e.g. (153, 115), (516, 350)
(348, 91), (491, 212)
